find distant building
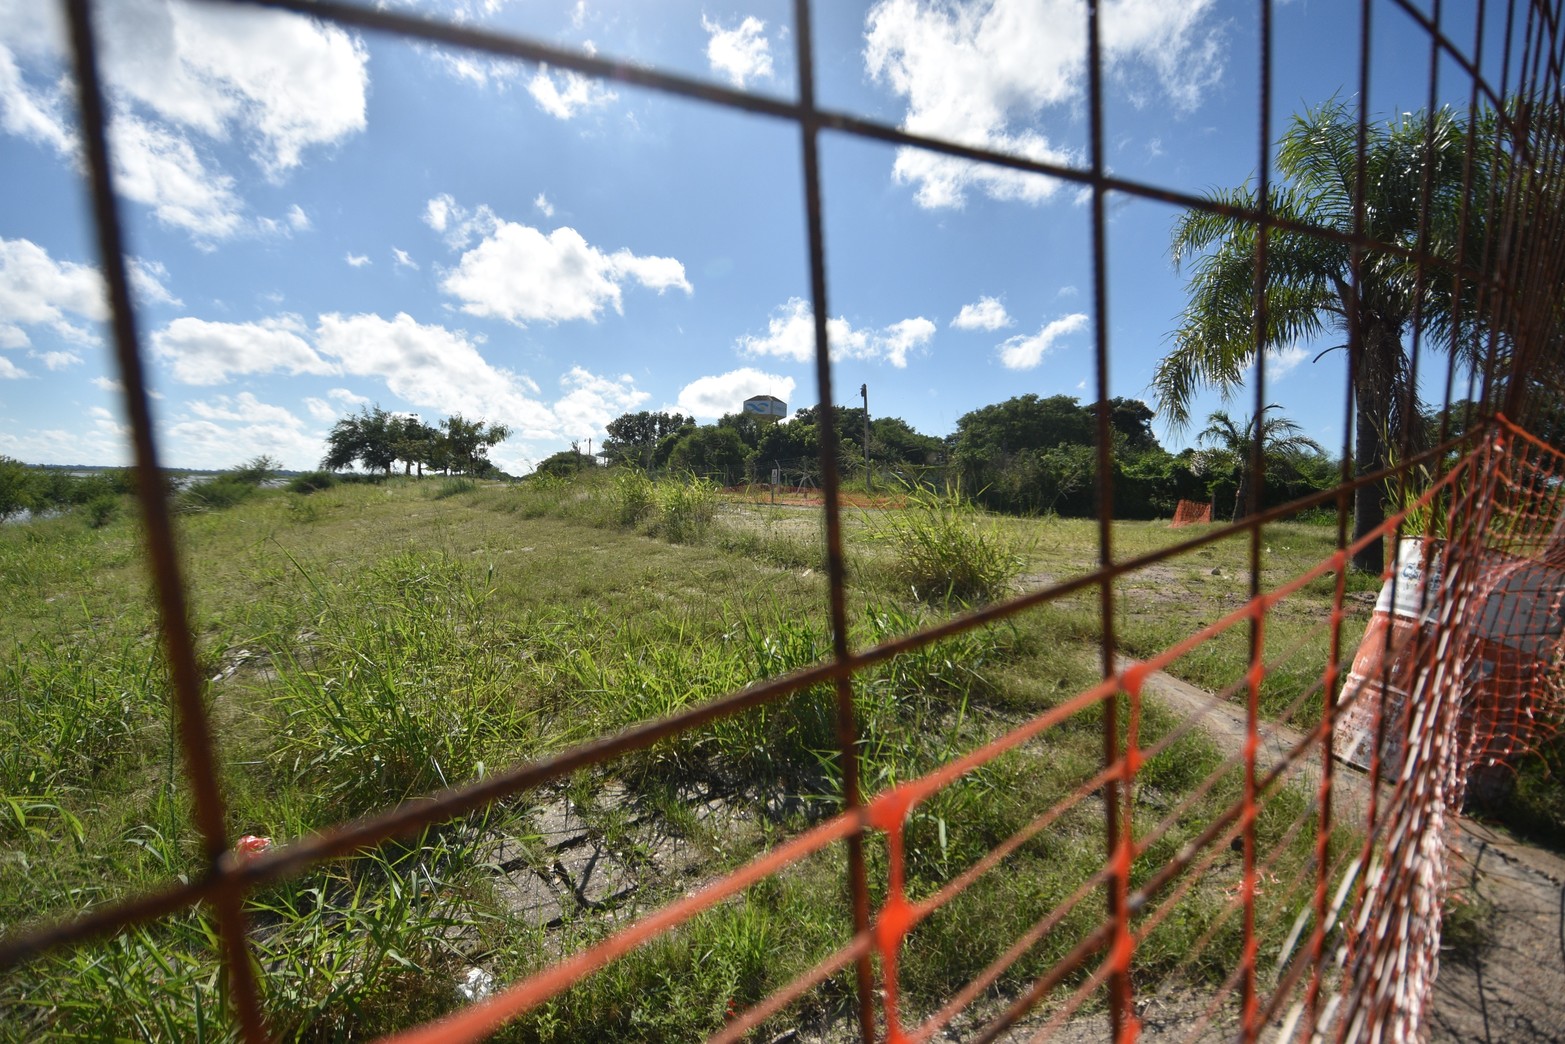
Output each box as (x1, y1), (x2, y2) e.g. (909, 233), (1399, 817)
(742, 394), (787, 422)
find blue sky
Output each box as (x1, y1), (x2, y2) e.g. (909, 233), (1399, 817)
(0, 0), (1508, 473)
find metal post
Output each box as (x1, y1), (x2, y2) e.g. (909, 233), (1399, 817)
(861, 383), (871, 493)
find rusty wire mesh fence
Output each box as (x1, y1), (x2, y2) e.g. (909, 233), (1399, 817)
(4, 0), (1565, 1041)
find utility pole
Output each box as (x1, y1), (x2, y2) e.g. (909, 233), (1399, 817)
(861, 383), (871, 492)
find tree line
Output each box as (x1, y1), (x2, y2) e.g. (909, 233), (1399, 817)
(322, 407), (511, 477)
(564, 396), (1344, 523)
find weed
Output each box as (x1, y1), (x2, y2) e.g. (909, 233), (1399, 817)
(874, 483), (1025, 605)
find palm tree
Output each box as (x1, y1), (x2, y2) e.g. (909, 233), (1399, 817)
(1198, 406), (1326, 521)
(1154, 98), (1492, 572)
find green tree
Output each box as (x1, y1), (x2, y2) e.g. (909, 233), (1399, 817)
(1155, 99), (1490, 571)
(1197, 407), (1326, 520)
(603, 411), (693, 468)
(323, 406), (396, 474)
(666, 425), (749, 481)
(0, 456), (37, 520)
(438, 415), (511, 476)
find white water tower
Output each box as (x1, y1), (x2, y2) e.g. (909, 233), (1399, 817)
(742, 394), (787, 423)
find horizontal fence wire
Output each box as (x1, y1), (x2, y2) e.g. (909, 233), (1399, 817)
(4, 1), (1565, 1042)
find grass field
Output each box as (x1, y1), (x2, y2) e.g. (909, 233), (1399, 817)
(0, 472), (1370, 1041)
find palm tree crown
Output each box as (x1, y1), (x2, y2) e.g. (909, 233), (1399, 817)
(1155, 98), (1492, 570)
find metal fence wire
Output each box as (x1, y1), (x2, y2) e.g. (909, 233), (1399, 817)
(5, 0), (1565, 1040)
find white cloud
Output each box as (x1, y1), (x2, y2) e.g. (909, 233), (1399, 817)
(108, 112), (245, 239)
(92, 375), (125, 393)
(737, 297), (933, 367)
(534, 192), (555, 218)
(571, 1), (588, 30)
(863, 0), (1222, 208)
(0, 355), (28, 379)
(702, 15), (774, 88)
(952, 295), (1012, 331)
(328, 386), (370, 407)
(314, 312), (557, 438)
(677, 367), (797, 420)
(304, 396), (338, 422)
(996, 313), (1089, 369)
(0, 1), (368, 241)
(392, 247), (419, 270)
(440, 215), (691, 325)
(553, 367), (648, 439)
(187, 390), (305, 428)
(345, 253), (371, 268)
(879, 317), (936, 367)
(127, 256), (181, 305)
(92, 0), (368, 178)
(34, 349), (82, 370)
(0, 237), (108, 348)
(165, 392), (323, 470)
(0, 45), (74, 155)
(1264, 344), (1309, 379)
(286, 204), (310, 231)
(527, 65), (616, 120)
(150, 315), (334, 385)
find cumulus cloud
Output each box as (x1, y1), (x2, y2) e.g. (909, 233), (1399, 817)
(328, 386), (370, 406)
(553, 367), (649, 439)
(166, 393), (322, 470)
(527, 65), (616, 119)
(392, 247), (419, 270)
(1264, 344), (1309, 379)
(314, 312), (557, 438)
(0, 0), (369, 240)
(150, 314), (334, 385)
(863, 0), (1222, 208)
(304, 396), (338, 422)
(286, 204), (310, 231)
(35, 349), (82, 370)
(0, 237), (108, 348)
(702, 15), (774, 88)
(439, 212), (691, 326)
(0, 356), (28, 379)
(127, 256), (181, 305)
(534, 192), (555, 218)
(677, 367), (797, 420)
(736, 298), (934, 368)
(951, 295), (1012, 331)
(345, 253), (371, 268)
(996, 313), (1089, 369)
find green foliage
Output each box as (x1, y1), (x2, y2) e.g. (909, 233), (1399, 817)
(875, 484), (1025, 605)
(285, 470), (339, 494)
(432, 476), (477, 499)
(608, 469), (656, 526)
(0, 456), (37, 520)
(653, 475), (719, 543)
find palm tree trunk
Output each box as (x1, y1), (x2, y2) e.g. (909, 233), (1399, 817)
(1351, 398), (1386, 574)
(1350, 319), (1402, 574)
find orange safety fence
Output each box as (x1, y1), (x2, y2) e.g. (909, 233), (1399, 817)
(4, 1), (1565, 1042)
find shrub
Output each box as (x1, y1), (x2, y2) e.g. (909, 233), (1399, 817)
(609, 469), (656, 527)
(85, 494), (119, 529)
(432, 477), (476, 499)
(654, 475), (719, 544)
(876, 484), (1024, 605)
(286, 471), (339, 494)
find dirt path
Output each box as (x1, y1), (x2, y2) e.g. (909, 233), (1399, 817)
(1132, 666), (1565, 1043)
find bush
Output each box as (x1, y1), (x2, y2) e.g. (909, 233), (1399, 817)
(654, 475), (719, 544)
(876, 484), (1024, 605)
(432, 477), (476, 499)
(286, 471), (339, 494)
(609, 469), (656, 527)
(85, 494), (119, 529)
